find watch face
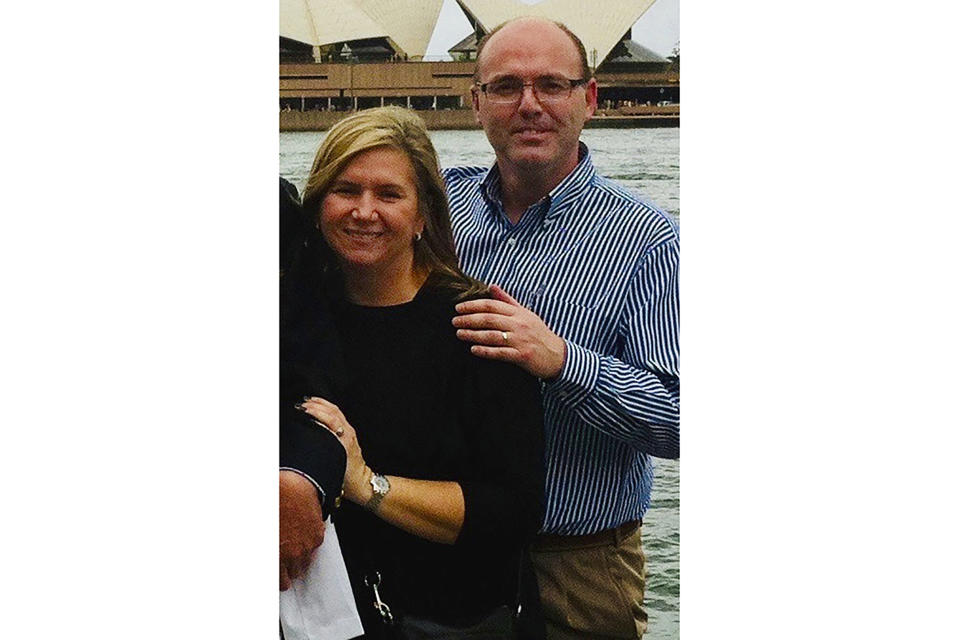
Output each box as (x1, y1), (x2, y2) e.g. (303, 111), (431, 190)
(372, 474), (390, 494)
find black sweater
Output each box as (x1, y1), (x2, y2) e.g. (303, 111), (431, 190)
(329, 284), (545, 632)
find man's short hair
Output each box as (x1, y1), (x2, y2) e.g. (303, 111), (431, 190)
(473, 18), (592, 83)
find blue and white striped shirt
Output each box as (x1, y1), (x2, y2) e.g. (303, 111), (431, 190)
(443, 143), (679, 535)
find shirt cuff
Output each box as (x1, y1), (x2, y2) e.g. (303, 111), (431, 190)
(545, 340), (600, 406)
(280, 467), (326, 504)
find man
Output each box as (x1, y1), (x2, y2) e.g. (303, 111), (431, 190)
(444, 18), (679, 639)
(279, 177), (346, 591)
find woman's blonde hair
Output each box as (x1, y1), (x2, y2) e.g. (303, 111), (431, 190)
(301, 106), (486, 300)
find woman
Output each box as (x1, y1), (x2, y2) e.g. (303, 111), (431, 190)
(284, 107), (545, 638)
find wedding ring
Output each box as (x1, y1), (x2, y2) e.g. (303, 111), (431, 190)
(501, 331), (509, 344)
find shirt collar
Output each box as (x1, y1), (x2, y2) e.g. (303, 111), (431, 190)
(544, 142), (596, 221)
(479, 142), (597, 224)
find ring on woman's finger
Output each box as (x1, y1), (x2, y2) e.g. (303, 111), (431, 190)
(501, 331), (510, 344)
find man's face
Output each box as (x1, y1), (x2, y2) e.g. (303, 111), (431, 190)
(472, 19), (597, 181)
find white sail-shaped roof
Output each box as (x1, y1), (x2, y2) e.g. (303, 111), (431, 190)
(280, 0), (443, 58)
(353, 0), (444, 59)
(279, 0), (387, 48)
(454, 0), (657, 69)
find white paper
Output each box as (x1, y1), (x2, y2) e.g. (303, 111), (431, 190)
(280, 521), (364, 640)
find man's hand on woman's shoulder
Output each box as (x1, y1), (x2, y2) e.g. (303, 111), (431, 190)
(452, 284), (566, 380)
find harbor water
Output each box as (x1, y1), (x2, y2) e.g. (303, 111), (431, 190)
(280, 127), (680, 638)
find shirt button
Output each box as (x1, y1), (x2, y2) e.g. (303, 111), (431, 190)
(506, 237), (517, 247)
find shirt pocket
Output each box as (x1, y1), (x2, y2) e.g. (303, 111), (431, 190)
(529, 292), (621, 349)
(528, 270), (623, 312)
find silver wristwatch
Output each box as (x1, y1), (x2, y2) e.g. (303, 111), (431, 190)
(365, 472), (391, 513)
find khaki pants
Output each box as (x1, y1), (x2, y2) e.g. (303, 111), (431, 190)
(529, 522), (647, 639)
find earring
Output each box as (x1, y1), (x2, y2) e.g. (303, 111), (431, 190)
(415, 231), (422, 242)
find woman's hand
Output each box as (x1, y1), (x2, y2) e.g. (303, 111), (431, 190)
(298, 397), (370, 503)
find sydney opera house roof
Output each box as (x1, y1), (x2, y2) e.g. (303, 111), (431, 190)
(280, 0), (659, 67)
(454, 0), (657, 69)
(279, 0), (444, 59)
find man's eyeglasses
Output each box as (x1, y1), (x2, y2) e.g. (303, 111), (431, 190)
(476, 76), (589, 104)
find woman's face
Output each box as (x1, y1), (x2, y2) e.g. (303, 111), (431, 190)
(320, 146), (424, 276)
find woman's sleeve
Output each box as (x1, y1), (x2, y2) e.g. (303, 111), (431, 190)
(455, 355), (545, 548)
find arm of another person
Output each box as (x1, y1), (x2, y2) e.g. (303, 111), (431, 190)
(280, 402), (347, 514)
(279, 325), (348, 517)
(454, 239), (679, 459)
(279, 404), (347, 590)
(279, 469), (323, 591)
